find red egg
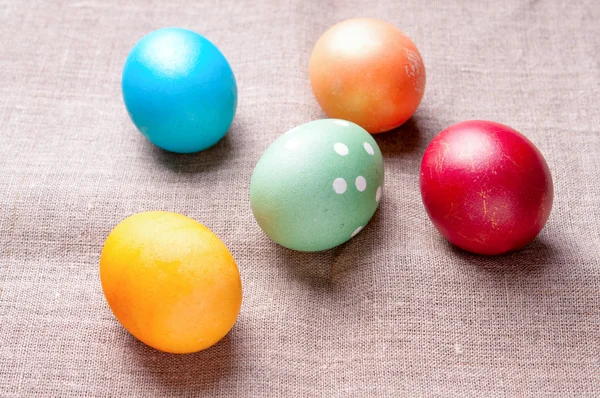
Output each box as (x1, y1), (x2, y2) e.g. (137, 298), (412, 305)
(420, 120), (554, 255)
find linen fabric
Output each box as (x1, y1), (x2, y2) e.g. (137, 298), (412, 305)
(1, 0), (599, 396)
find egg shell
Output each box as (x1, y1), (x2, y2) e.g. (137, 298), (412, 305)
(250, 119), (384, 252)
(309, 18), (426, 134)
(99, 211), (242, 354)
(122, 28), (237, 153)
(420, 120), (554, 255)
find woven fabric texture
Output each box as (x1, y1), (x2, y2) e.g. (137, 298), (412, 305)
(1, 0), (599, 396)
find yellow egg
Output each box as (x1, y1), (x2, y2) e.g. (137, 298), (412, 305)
(99, 211), (242, 354)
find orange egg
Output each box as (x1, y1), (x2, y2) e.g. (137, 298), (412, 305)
(309, 18), (426, 134)
(100, 211), (242, 354)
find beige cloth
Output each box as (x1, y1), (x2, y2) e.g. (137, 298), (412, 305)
(1, 0), (599, 396)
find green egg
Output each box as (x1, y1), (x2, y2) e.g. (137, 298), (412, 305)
(250, 119), (384, 252)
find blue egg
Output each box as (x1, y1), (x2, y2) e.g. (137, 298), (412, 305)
(122, 28), (237, 153)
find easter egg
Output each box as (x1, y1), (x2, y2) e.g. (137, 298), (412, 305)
(122, 28), (237, 153)
(309, 18), (426, 134)
(99, 211), (242, 354)
(420, 120), (554, 255)
(250, 119), (384, 252)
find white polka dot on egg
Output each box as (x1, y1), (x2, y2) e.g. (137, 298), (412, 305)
(355, 176), (367, 192)
(376, 186), (382, 202)
(364, 142), (375, 155)
(333, 178), (347, 194)
(334, 143), (349, 156)
(351, 226), (363, 238)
